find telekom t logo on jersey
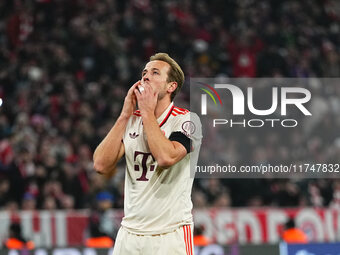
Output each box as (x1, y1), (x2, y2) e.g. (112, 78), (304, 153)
(200, 84), (312, 116)
(134, 151), (155, 181)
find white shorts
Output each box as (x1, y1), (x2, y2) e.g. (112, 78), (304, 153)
(112, 225), (194, 255)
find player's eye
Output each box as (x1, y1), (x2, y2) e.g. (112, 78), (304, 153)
(153, 71), (159, 75)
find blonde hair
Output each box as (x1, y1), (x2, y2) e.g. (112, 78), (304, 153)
(150, 53), (184, 101)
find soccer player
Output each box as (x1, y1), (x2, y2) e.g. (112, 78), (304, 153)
(93, 53), (202, 254)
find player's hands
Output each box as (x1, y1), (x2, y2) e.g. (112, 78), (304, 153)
(134, 81), (158, 116)
(120, 81), (140, 119)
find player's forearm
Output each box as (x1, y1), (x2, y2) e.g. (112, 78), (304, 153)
(93, 115), (128, 173)
(142, 114), (179, 168)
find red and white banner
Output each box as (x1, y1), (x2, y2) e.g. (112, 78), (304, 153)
(0, 208), (339, 247)
(193, 208), (340, 244)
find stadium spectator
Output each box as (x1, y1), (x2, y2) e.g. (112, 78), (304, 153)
(21, 192), (36, 211)
(281, 218), (308, 244)
(85, 212), (114, 248)
(193, 225), (211, 247)
(94, 191), (115, 239)
(4, 222), (35, 250)
(0, 178), (10, 207)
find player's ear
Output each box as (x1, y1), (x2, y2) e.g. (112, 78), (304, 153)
(167, 82), (177, 93)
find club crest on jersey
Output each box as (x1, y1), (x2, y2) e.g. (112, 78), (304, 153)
(182, 121), (196, 137)
(129, 132), (139, 139)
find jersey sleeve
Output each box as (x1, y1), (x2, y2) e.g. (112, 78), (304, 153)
(122, 116), (134, 144)
(169, 112), (202, 154)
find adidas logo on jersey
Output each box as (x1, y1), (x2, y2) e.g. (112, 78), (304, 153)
(129, 132), (139, 139)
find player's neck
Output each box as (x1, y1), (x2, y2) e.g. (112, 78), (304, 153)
(155, 98), (172, 119)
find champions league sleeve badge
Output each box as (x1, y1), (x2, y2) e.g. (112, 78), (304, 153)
(182, 121), (196, 137)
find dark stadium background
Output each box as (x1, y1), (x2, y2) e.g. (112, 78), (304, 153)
(0, 0), (339, 254)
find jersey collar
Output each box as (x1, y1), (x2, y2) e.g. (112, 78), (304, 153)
(157, 102), (174, 127)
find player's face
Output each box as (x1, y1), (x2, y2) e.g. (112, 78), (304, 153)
(141, 60), (171, 100)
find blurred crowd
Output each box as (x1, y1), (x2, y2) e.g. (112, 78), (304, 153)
(0, 0), (339, 211)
